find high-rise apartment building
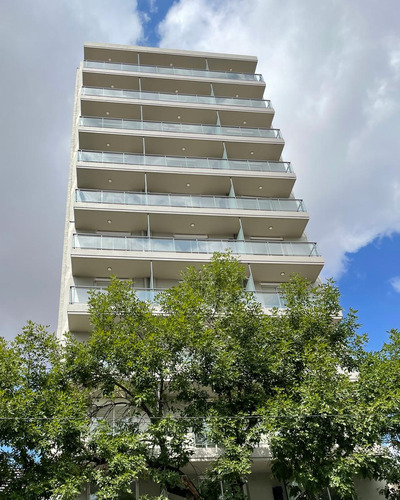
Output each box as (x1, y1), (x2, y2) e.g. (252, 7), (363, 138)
(56, 43), (387, 500)
(57, 43), (324, 340)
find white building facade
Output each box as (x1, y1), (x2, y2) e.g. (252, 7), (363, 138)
(57, 43), (324, 341)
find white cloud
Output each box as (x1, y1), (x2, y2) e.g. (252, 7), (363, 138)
(158, 0), (400, 278)
(390, 277), (400, 293)
(69, 0), (144, 44)
(2, 0), (400, 340)
(0, 0), (143, 339)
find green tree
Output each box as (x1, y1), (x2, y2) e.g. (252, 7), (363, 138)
(260, 278), (372, 498)
(0, 323), (90, 499)
(0, 254), (398, 499)
(357, 329), (400, 499)
(63, 253), (266, 499)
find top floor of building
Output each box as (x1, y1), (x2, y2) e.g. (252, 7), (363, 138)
(83, 42), (264, 83)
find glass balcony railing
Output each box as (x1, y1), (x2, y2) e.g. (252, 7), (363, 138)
(81, 86), (271, 109)
(77, 150), (293, 174)
(70, 286), (161, 304)
(80, 116), (282, 139)
(255, 291), (285, 308)
(73, 234), (320, 257)
(75, 189), (306, 212)
(84, 60), (264, 82)
(70, 286), (284, 308)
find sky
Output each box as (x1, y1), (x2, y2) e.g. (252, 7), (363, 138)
(0, 0), (399, 350)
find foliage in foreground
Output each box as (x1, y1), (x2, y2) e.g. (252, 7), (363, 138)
(0, 253), (399, 499)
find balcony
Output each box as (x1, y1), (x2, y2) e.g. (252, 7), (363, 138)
(73, 234), (319, 257)
(82, 72), (265, 100)
(71, 234), (323, 283)
(74, 189), (309, 238)
(75, 189), (305, 212)
(76, 151), (295, 198)
(69, 286), (285, 308)
(82, 86), (271, 109)
(79, 116), (282, 140)
(77, 150), (292, 173)
(84, 60), (264, 83)
(84, 45), (258, 74)
(67, 285), (285, 333)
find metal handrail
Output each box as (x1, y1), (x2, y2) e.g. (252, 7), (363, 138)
(75, 189), (306, 212)
(69, 286), (163, 304)
(69, 286), (285, 308)
(73, 234), (319, 257)
(81, 86), (271, 109)
(84, 60), (264, 82)
(77, 150), (293, 173)
(79, 116), (283, 139)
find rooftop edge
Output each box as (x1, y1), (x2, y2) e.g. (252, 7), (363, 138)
(83, 42), (258, 63)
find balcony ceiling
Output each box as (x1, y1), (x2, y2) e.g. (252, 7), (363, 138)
(81, 97), (274, 128)
(74, 207), (308, 238)
(83, 71), (140, 91)
(71, 252), (323, 283)
(72, 255), (152, 278)
(84, 45), (258, 74)
(78, 131), (284, 161)
(240, 215), (308, 238)
(76, 166), (295, 198)
(83, 71), (266, 99)
(79, 132), (143, 153)
(68, 309), (91, 334)
(75, 208), (149, 233)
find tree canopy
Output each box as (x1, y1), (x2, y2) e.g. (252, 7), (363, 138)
(0, 253), (399, 499)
